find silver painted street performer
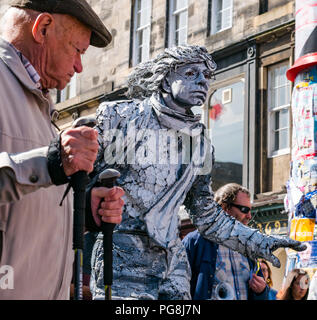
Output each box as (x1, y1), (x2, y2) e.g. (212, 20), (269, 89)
(89, 45), (306, 300)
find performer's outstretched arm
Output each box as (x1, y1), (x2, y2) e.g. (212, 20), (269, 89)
(184, 174), (306, 267)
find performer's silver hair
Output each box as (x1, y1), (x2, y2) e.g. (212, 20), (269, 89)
(127, 45), (217, 99)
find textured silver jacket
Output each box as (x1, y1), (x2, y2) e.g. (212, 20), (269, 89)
(95, 94), (214, 248)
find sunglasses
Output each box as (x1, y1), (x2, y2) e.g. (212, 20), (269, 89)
(230, 203), (251, 214)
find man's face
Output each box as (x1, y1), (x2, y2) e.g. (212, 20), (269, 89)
(164, 62), (213, 111)
(226, 191), (252, 225)
(41, 15), (91, 90)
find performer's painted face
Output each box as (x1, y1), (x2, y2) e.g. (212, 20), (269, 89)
(164, 62), (213, 112)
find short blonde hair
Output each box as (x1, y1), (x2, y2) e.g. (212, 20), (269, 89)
(215, 183), (250, 210)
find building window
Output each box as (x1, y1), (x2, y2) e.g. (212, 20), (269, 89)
(208, 78), (245, 190)
(267, 62), (291, 157)
(57, 74), (77, 103)
(132, 0), (152, 66)
(168, 0), (188, 47)
(210, 0), (233, 34)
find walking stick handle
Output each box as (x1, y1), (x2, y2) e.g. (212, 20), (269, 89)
(96, 168), (121, 300)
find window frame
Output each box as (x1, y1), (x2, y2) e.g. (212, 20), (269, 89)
(167, 0), (188, 48)
(205, 75), (247, 190)
(267, 61), (291, 158)
(132, 0), (152, 66)
(57, 73), (77, 103)
(207, 76), (246, 157)
(210, 0), (233, 35)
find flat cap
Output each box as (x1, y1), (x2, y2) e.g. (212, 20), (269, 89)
(9, 0), (112, 48)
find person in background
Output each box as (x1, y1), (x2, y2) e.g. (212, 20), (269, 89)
(276, 269), (310, 300)
(258, 259), (277, 300)
(183, 183), (269, 300)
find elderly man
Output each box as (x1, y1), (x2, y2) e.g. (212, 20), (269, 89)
(89, 45), (306, 300)
(183, 183), (270, 300)
(0, 0), (124, 299)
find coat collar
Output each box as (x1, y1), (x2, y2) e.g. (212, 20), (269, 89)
(0, 37), (54, 114)
(0, 38), (40, 92)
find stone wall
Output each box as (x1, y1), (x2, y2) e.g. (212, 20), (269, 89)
(0, 0), (295, 100)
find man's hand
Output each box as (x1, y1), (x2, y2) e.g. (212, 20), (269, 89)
(90, 186), (125, 226)
(249, 274), (267, 294)
(61, 126), (99, 176)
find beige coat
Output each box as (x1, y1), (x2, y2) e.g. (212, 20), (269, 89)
(0, 38), (73, 299)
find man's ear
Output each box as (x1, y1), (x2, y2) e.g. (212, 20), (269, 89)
(31, 13), (54, 44)
(162, 77), (172, 94)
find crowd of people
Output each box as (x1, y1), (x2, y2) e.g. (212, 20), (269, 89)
(83, 184), (315, 301)
(181, 183), (316, 301)
(0, 0), (313, 300)
(181, 183), (314, 301)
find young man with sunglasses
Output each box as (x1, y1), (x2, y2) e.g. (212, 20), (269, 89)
(183, 183), (270, 300)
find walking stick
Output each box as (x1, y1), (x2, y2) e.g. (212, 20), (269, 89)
(95, 168), (121, 300)
(71, 116), (96, 300)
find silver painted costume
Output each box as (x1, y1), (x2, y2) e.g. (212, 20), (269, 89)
(91, 93), (203, 299)
(90, 93), (302, 300)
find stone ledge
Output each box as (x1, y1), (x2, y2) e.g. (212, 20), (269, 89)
(55, 82), (113, 114)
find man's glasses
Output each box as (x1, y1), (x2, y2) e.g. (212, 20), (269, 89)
(230, 203), (251, 214)
(174, 67), (214, 82)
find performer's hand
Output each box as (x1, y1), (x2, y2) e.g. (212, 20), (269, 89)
(60, 126), (99, 176)
(246, 233), (307, 268)
(90, 186), (125, 226)
(249, 274), (266, 294)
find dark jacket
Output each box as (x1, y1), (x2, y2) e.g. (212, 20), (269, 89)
(182, 230), (270, 300)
